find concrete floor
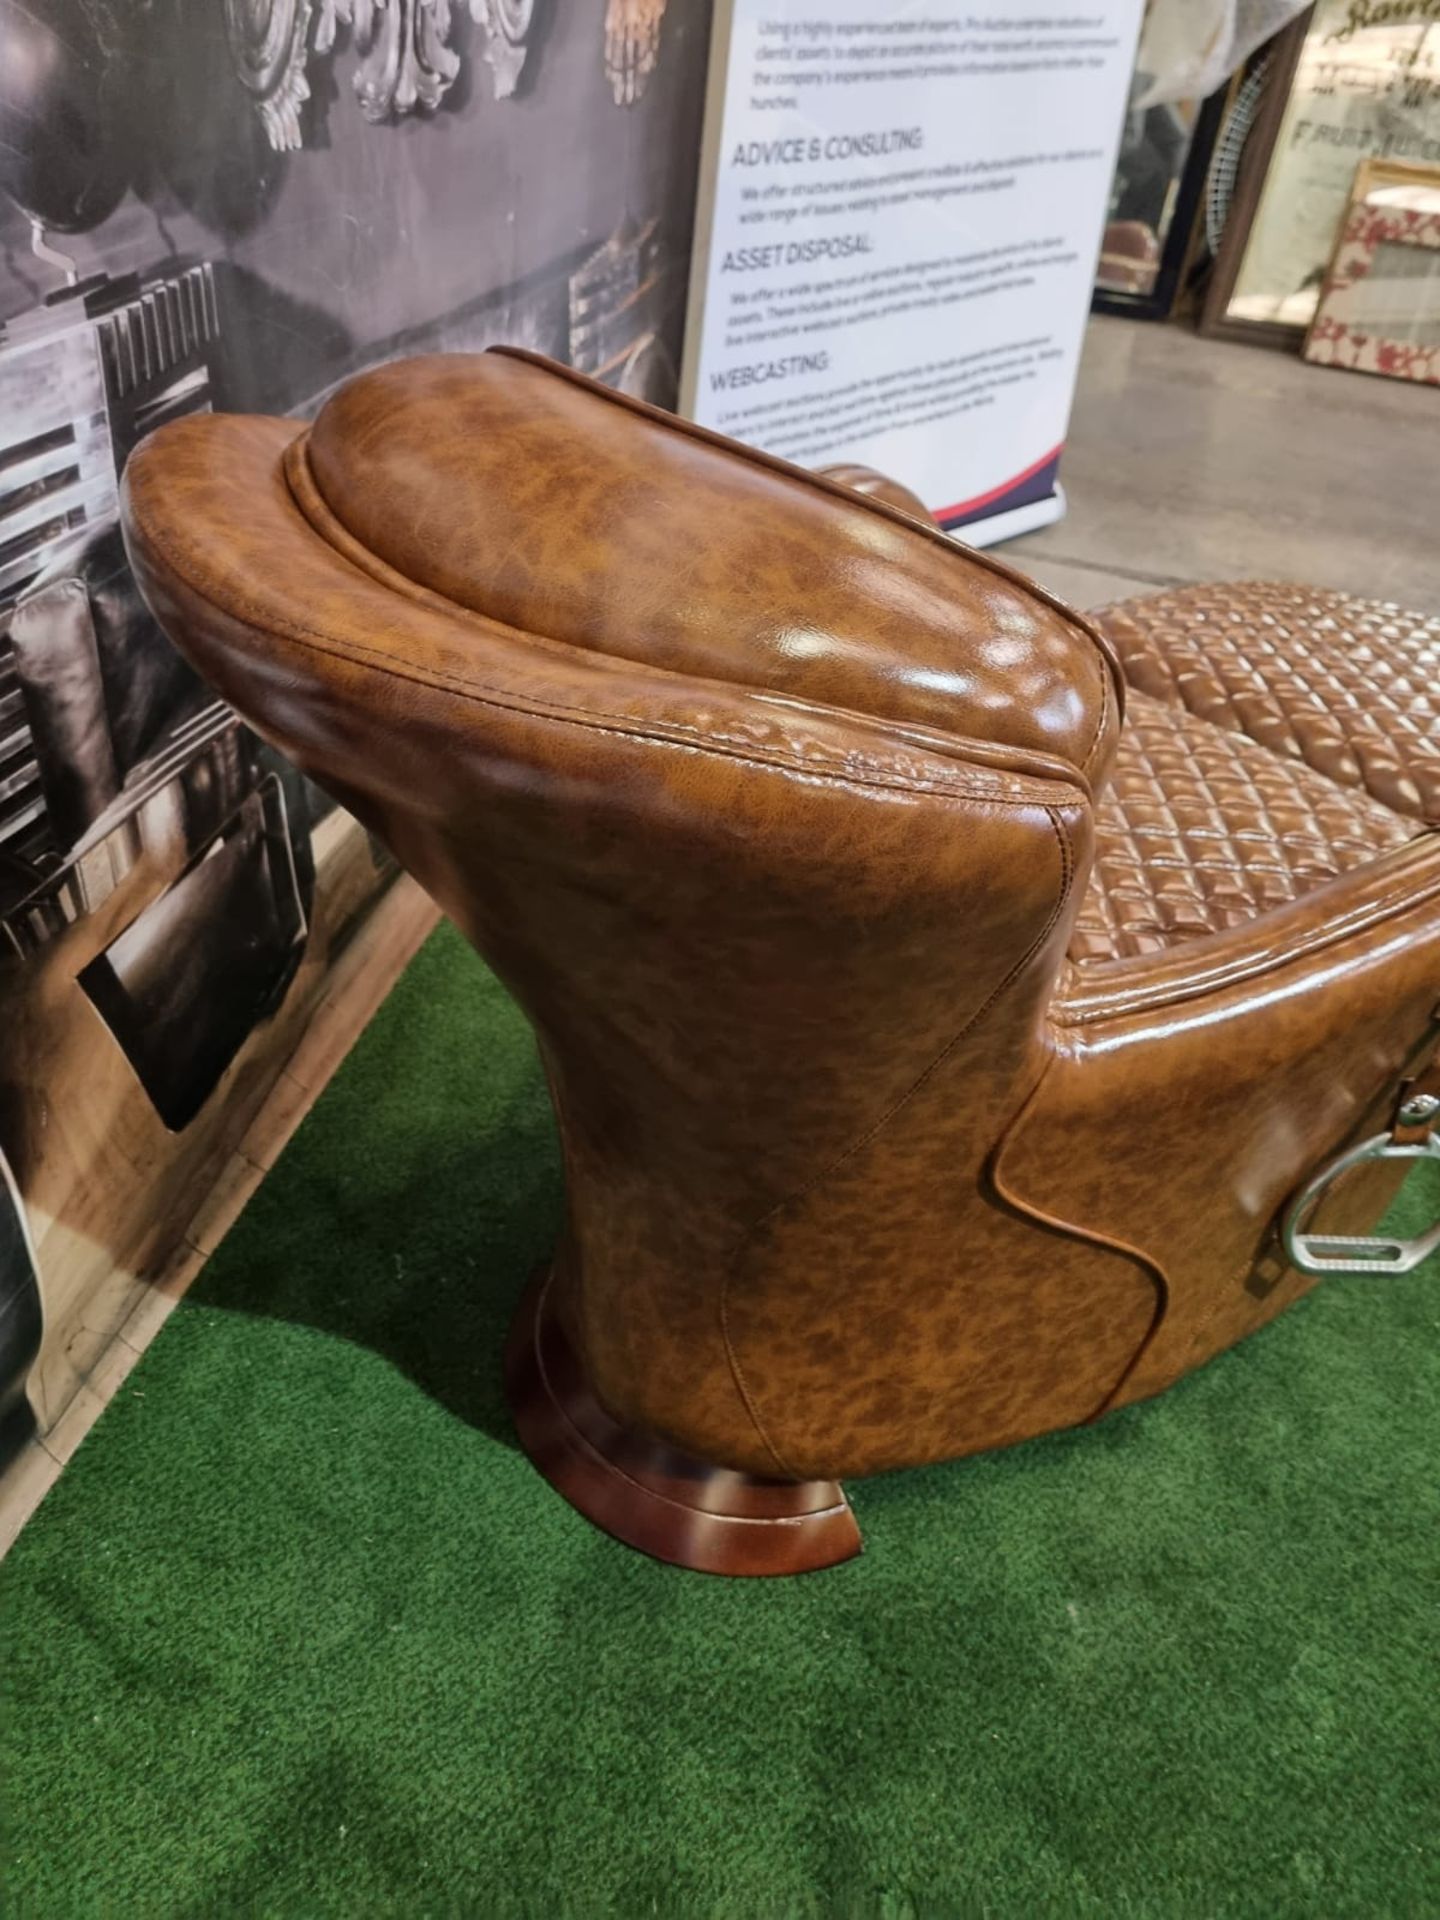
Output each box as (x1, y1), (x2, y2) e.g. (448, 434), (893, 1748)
(1005, 316), (1440, 613)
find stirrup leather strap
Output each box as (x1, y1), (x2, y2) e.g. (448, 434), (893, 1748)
(1282, 1054), (1440, 1277)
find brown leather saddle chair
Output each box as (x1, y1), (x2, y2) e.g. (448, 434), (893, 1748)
(121, 351), (1440, 1575)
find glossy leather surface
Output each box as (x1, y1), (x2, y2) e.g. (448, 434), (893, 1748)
(301, 352), (1123, 776)
(1071, 690), (1416, 964)
(814, 462), (935, 524)
(1097, 581), (1440, 826)
(119, 350), (1440, 1490)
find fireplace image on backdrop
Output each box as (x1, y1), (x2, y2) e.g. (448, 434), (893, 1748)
(0, 0), (709, 1465)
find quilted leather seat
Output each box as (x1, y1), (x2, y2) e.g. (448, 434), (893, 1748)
(1068, 690), (1416, 963)
(119, 351), (1440, 1575)
(1098, 582), (1440, 827)
(1069, 586), (1438, 962)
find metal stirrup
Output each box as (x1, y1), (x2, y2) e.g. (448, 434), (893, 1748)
(1282, 1093), (1440, 1277)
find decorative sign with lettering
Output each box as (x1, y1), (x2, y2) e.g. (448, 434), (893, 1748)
(1230, 0), (1440, 331)
(680, 2), (1143, 545)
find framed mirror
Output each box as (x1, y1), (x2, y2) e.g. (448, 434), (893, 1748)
(1203, 2), (1440, 344)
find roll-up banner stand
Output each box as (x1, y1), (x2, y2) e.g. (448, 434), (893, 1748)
(680, 3), (1144, 545)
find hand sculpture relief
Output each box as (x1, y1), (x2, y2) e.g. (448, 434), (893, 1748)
(603, 0), (669, 106)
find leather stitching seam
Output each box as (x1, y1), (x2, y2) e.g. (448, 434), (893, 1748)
(128, 502), (1076, 812)
(716, 802), (1077, 1478)
(285, 437), (1094, 804)
(1082, 639), (1112, 777)
(490, 346), (1129, 728)
(988, 1054), (1169, 1421)
(1056, 856), (1440, 1023)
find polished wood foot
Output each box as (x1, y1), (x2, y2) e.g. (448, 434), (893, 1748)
(504, 1269), (862, 1576)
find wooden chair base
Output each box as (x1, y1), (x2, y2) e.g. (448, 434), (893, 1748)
(504, 1269), (862, 1576)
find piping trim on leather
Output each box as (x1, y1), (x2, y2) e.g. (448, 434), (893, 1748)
(1000, 988), (1440, 1412)
(717, 802), (1079, 1478)
(125, 483), (1083, 814)
(1056, 842), (1440, 1024)
(282, 435), (1097, 803)
(989, 1051), (1170, 1418)
(491, 346), (1128, 726)
(1081, 636), (1111, 779)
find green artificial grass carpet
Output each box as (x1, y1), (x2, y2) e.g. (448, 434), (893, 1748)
(4, 921), (1439, 1918)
